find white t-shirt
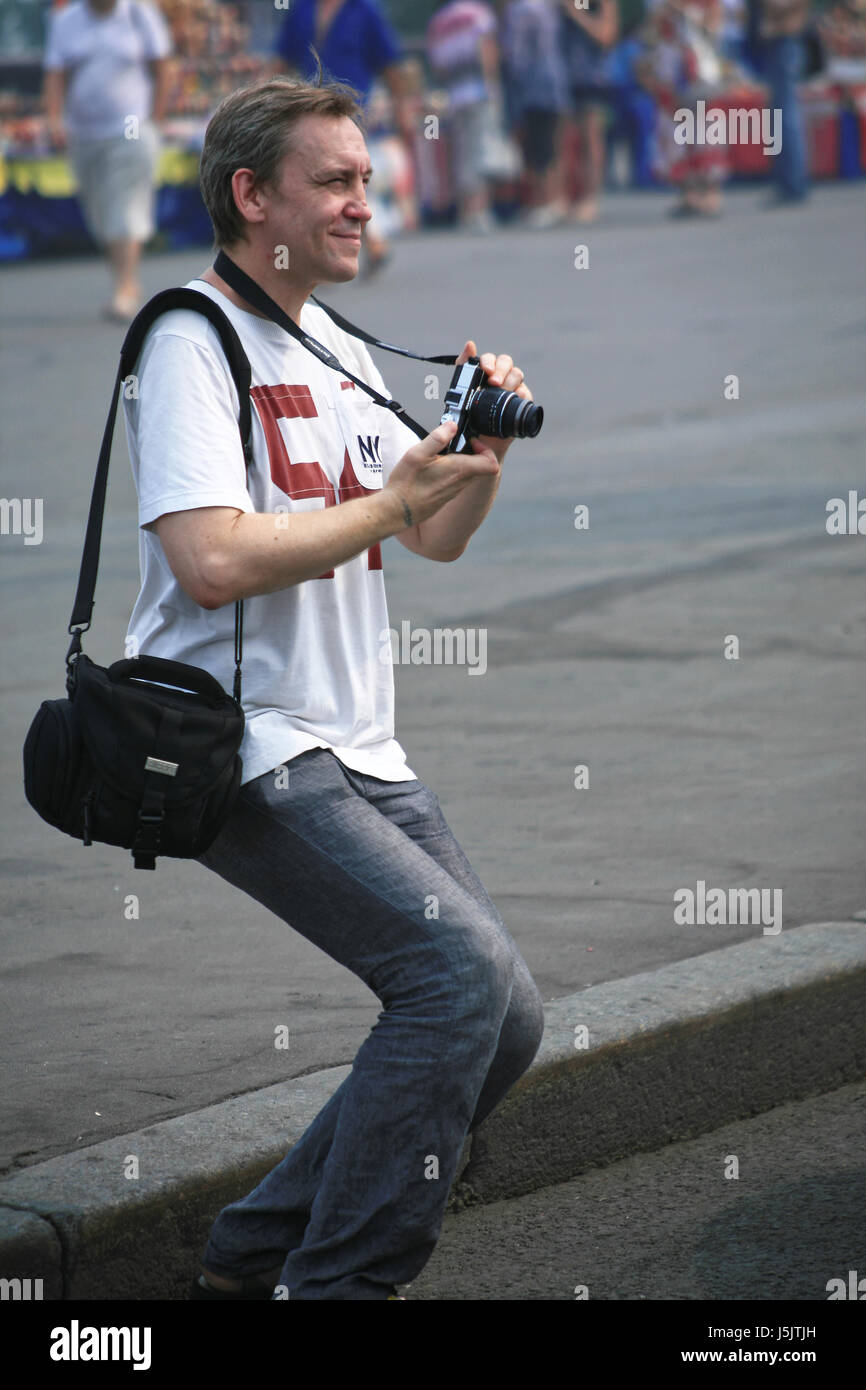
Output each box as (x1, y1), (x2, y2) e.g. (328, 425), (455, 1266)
(43, 0), (173, 141)
(122, 278), (422, 787)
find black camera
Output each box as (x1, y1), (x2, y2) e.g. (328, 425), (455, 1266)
(439, 357), (543, 453)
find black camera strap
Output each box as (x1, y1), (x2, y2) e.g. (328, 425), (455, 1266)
(213, 249), (458, 442)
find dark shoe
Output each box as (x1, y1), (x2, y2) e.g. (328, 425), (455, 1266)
(763, 190), (810, 209)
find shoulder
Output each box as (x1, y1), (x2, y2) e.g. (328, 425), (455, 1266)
(134, 286), (244, 380)
(49, 2), (87, 34)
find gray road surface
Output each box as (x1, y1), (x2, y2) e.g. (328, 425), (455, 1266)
(407, 1078), (866, 1303)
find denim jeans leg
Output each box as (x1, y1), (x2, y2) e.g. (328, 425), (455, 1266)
(194, 750), (544, 1299)
(350, 770), (546, 1132)
(767, 37), (809, 198)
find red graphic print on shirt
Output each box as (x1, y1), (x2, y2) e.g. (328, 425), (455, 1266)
(250, 383), (382, 578)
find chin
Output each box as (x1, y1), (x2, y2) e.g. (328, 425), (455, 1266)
(331, 257), (361, 282)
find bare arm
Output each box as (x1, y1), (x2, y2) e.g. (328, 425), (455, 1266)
(480, 31), (500, 85)
(148, 56), (172, 123)
(381, 60), (415, 140)
(43, 68), (67, 145)
(151, 420), (499, 609)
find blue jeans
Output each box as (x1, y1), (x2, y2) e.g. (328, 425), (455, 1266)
(194, 748), (546, 1299)
(763, 35), (810, 200)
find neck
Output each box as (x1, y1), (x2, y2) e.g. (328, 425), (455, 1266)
(202, 244), (314, 327)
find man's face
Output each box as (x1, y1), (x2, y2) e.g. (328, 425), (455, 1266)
(256, 114), (373, 286)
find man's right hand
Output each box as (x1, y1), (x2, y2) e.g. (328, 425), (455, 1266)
(383, 419), (500, 530)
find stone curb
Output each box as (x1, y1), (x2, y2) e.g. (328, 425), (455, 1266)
(0, 921), (864, 1299)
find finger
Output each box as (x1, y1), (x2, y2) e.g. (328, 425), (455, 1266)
(479, 352), (498, 379)
(455, 339), (476, 365)
(486, 354), (514, 387)
(427, 419), (458, 453)
(468, 439), (501, 469)
(499, 366), (525, 393)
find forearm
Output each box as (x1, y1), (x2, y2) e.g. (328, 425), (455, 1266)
(480, 34), (500, 87)
(415, 463), (502, 559)
(383, 61), (414, 136)
(206, 489), (406, 607)
(150, 60), (171, 123)
(43, 70), (65, 123)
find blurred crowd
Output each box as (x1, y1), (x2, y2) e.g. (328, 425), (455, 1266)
(22, 0), (866, 310)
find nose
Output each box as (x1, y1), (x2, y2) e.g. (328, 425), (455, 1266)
(347, 195), (373, 224)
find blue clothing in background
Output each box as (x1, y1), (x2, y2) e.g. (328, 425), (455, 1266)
(559, 2), (615, 91)
(763, 35), (810, 200)
(502, 0), (569, 120)
(274, 0), (402, 104)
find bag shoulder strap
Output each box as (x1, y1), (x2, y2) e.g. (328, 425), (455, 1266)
(118, 287), (253, 465)
(67, 290), (254, 706)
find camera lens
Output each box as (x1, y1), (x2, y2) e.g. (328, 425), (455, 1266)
(469, 387), (544, 440)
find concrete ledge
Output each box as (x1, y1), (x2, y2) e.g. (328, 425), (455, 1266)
(453, 921), (866, 1205)
(0, 921), (864, 1299)
(0, 1208), (63, 1300)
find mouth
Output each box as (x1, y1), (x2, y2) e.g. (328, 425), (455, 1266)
(332, 231), (362, 244)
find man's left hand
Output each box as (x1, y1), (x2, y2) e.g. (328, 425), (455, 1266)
(454, 340), (533, 464)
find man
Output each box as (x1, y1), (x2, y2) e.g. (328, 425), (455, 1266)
(122, 75), (545, 1301)
(756, 0), (813, 202)
(42, 0), (173, 320)
(270, 0), (414, 272)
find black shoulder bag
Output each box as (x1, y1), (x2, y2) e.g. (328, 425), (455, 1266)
(22, 267), (457, 870)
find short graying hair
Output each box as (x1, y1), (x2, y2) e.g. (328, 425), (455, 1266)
(198, 72), (366, 250)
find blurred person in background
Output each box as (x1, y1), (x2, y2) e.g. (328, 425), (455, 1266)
(557, 0), (620, 223)
(719, 0), (751, 65)
(756, 0), (813, 204)
(42, 0), (173, 321)
(270, 0), (414, 273)
(426, 0), (501, 233)
(637, 0), (731, 218)
(501, 0), (570, 226)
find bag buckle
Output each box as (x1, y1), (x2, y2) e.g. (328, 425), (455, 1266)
(144, 756), (178, 777)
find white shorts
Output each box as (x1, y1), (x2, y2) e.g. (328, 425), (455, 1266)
(449, 100), (489, 196)
(69, 121), (161, 246)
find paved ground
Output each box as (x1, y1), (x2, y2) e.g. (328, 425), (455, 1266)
(2, 181), (865, 1171)
(407, 1078), (866, 1302)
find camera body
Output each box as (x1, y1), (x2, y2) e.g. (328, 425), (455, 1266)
(439, 356), (543, 452)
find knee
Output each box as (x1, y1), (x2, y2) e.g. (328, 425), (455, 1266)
(448, 929), (516, 1029)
